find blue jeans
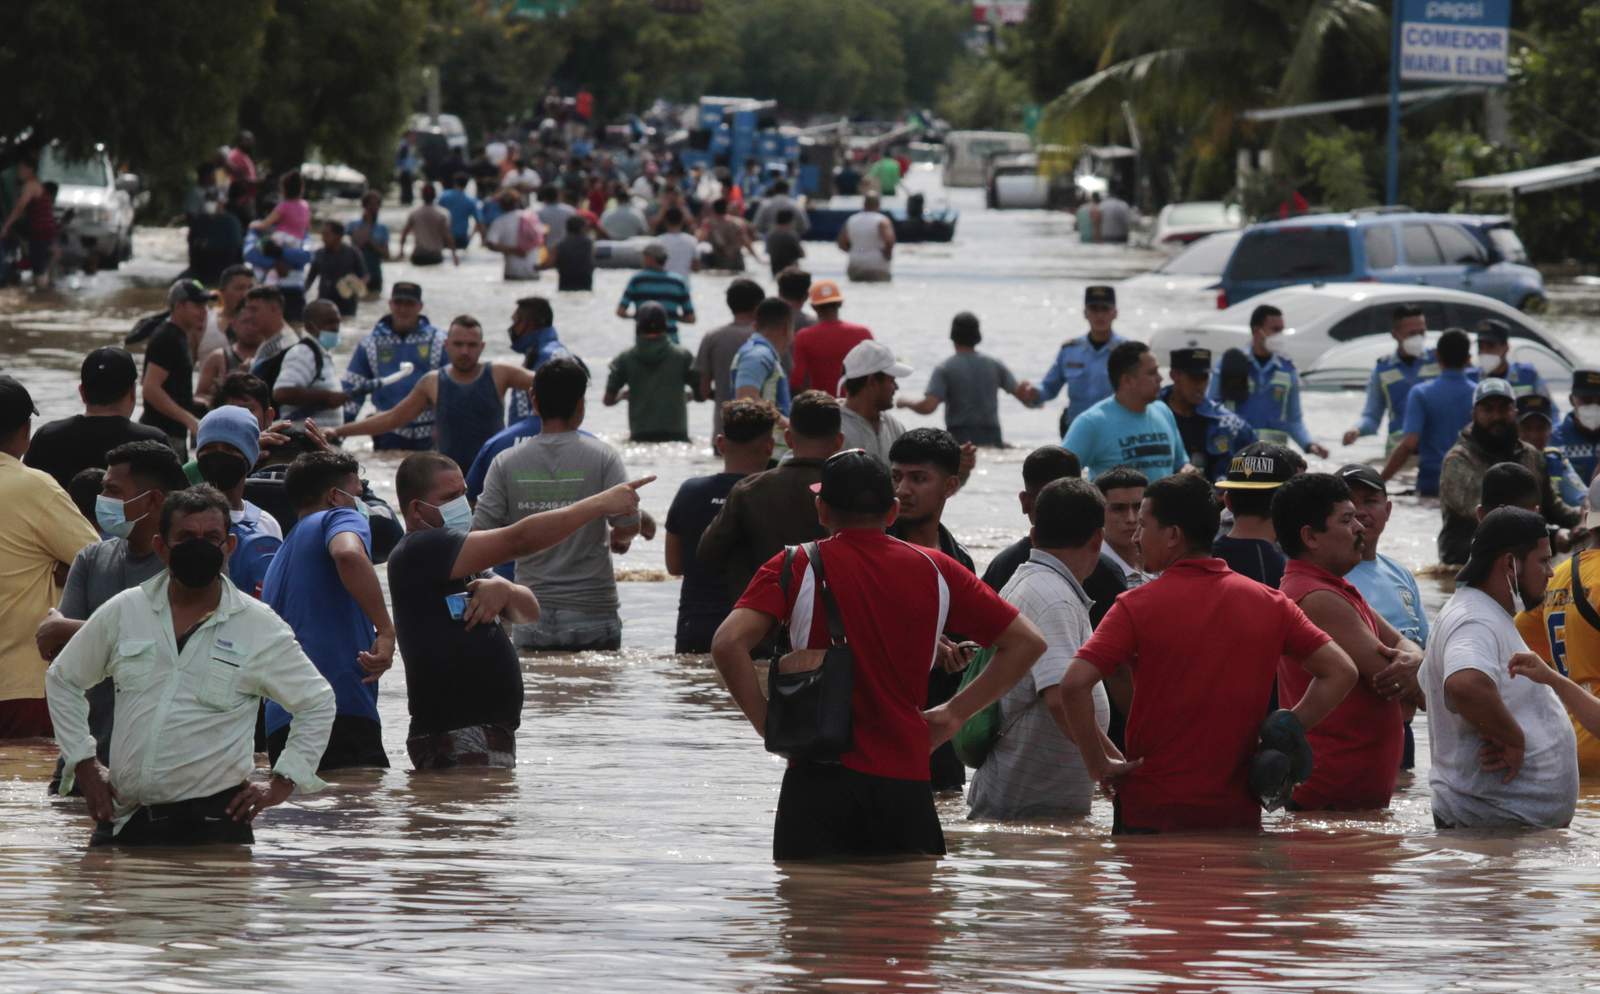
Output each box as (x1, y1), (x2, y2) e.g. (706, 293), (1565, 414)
(514, 606), (622, 651)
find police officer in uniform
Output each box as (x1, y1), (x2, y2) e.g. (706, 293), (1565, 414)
(1518, 393), (1587, 507)
(1471, 318), (1552, 408)
(1159, 347), (1255, 481)
(1034, 285), (1125, 437)
(1553, 368), (1600, 485)
(1341, 303), (1437, 453)
(1208, 303), (1329, 459)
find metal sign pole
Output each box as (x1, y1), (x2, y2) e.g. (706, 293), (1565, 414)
(1386, 6), (1401, 206)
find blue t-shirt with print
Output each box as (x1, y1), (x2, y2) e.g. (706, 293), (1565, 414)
(1063, 396), (1188, 481)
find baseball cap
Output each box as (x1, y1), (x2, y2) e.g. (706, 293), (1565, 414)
(641, 241), (669, 262)
(1572, 369), (1600, 397)
(1476, 318), (1512, 344)
(1517, 393), (1556, 424)
(1473, 377), (1515, 406)
(1337, 463), (1386, 495)
(809, 280), (843, 307)
(635, 301), (669, 335)
(1084, 285), (1116, 307)
(167, 278), (217, 307)
(1214, 441), (1294, 490)
(839, 340), (913, 387)
(390, 281), (423, 302)
(197, 405), (261, 467)
(80, 346), (137, 396)
(1455, 505), (1551, 586)
(0, 376), (37, 434)
(1170, 347), (1212, 375)
(809, 448), (894, 515)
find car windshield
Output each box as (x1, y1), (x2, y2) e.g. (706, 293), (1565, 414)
(1488, 226), (1529, 264)
(1166, 203), (1236, 227)
(1226, 227), (1353, 281)
(38, 147), (109, 188)
(1158, 231), (1241, 275)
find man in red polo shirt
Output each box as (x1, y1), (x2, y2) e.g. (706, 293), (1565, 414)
(790, 281), (873, 395)
(1270, 472), (1423, 810)
(711, 450), (1046, 860)
(1057, 472), (1357, 833)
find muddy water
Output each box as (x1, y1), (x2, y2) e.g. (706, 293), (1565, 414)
(1, 175), (1598, 991)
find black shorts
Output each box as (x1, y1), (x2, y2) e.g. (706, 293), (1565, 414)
(267, 714), (390, 771)
(91, 784), (254, 847)
(773, 764), (945, 861)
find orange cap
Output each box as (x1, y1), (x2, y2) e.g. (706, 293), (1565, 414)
(809, 280), (843, 306)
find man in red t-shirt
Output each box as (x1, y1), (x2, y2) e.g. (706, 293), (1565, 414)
(1057, 473), (1357, 833)
(711, 450), (1046, 860)
(791, 281), (873, 395)
(1270, 472), (1423, 810)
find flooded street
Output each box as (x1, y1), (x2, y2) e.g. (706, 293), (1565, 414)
(2, 176), (1599, 992)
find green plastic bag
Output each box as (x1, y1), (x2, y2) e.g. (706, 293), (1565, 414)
(950, 646), (999, 769)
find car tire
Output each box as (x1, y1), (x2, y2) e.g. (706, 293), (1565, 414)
(1519, 293), (1547, 314)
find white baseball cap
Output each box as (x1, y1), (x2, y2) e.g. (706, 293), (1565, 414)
(838, 340), (913, 392)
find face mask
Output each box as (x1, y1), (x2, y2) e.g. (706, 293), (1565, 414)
(1507, 558), (1526, 616)
(1475, 353), (1503, 373)
(168, 539), (226, 588)
(509, 326), (538, 355)
(318, 329), (341, 351)
(197, 452), (249, 492)
(1400, 335), (1427, 358)
(1577, 404), (1600, 432)
(1262, 333), (1288, 355)
(426, 495), (473, 532)
(95, 492), (149, 539)
(337, 488), (371, 519)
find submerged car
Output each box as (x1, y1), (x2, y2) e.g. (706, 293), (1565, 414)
(1122, 230), (1242, 297)
(1302, 330), (1573, 392)
(1148, 201), (1243, 250)
(38, 143), (138, 270)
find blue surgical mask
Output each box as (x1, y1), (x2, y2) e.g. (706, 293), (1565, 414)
(427, 495), (473, 532)
(336, 488), (371, 519)
(318, 329), (340, 351)
(94, 491), (149, 539)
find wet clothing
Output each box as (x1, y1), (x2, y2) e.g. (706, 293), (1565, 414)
(1076, 557), (1331, 832)
(1278, 559), (1403, 810)
(1517, 553), (1600, 775)
(765, 228), (804, 275)
(928, 350), (1018, 447)
(1551, 413), (1600, 486)
(1160, 386), (1256, 481)
(773, 763), (944, 860)
(1038, 332), (1126, 430)
(436, 188), (481, 246)
(407, 723), (516, 771)
(348, 216), (389, 293)
(619, 269), (694, 339)
(1400, 368), (1476, 496)
(1356, 349), (1439, 449)
(1209, 352), (1315, 452)
(90, 784), (254, 847)
(790, 320), (873, 396)
(606, 336), (699, 441)
(1063, 397), (1187, 481)
(866, 158), (902, 196)
(343, 315), (448, 448)
(306, 243), (367, 316)
(24, 415), (168, 491)
(703, 216), (749, 271)
(1347, 554), (1430, 648)
(843, 211), (892, 281)
(666, 472), (746, 653)
(556, 233), (595, 291)
(435, 366), (506, 471)
(732, 332), (791, 417)
(405, 204), (452, 263)
(698, 457), (828, 603)
(138, 320), (201, 441)
(1437, 432), (1578, 565)
(694, 320), (754, 439)
(1212, 535), (1286, 589)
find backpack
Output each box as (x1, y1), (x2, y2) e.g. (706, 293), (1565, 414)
(251, 336), (323, 390)
(125, 310), (170, 346)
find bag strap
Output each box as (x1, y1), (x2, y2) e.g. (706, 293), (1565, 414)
(776, 546), (796, 650)
(803, 541), (847, 647)
(1570, 551), (1600, 633)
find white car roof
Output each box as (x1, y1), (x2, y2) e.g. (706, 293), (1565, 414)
(1193, 283), (1525, 332)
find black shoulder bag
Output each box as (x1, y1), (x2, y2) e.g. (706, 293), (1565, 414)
(764, 541), (855, 762)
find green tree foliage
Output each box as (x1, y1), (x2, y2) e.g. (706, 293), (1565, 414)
(936, 59), (1029, 131)
(550, 0), (733, 119)
(1301, 125), (1375, 210)
(878, 0), (973, 107)
(424, 5), (561, 147)
(715, 0), (907, 116)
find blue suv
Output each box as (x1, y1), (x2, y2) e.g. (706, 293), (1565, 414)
(1217, 210), (1546, 312)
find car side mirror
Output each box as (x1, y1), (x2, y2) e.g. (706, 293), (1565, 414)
(116, 173), (141, 194)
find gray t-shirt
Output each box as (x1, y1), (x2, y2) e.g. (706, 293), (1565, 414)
(600, 205), (648, 240)
(60, 538), (165, 621)
(968, 551), (1107, 821)
(538, 203), (578, 249)
(840, 406), (907, 465)
(928, 350), (1018, 446)
(471, 430), (637, 614)
(694, 320), (755, 438)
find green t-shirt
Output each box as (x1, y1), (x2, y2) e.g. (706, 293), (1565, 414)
(605, 336), (699, 441)
(868, 157), (902, 196)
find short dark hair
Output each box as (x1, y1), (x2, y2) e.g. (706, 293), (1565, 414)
(1023, 445), (1081, 491)
(448, 314), (484, 336)
(1437, 328), (1471, 368)
(81, 348), (138, 405)
(533, 356), (588, 421)
(452, 171), (470, 188)
(159, 485), (231, 541)
(720, 398), (778, 443)
(712, 198), (728, 215)
(1094, 465), (1148, 496)
(775, 208), (795, 225)
(1272, 472), (1351, 559)
(244, 285), (284, 310)
(1249, 304), (1283, 331)
(1392, 303), (1423, 326)
(395, 451), (459, 511)
(217, 371), (271, 416)
(1481, 461), (1540, 512)
(726, 278), (765, 314)
(889, 427), (960, 477)
(285, 450), (360, 509)
(663, 206), (685, 227)
(1034, 478), (1106, 548)
(950, 311), (981, 347)
(1143, 473), (1220, 553)
(1107, 341), (1150, 390)
(565, 215), (586, 234)
(754, 297), (793, 332)
(281, 170), (304, 198)
(323, 219), (345, 237)
(515, 296), (553, 328)
(106, 440), (190, 495)
(219, 263), (254, 287)
(420, 183), (437, 203)
(68, 468), (104, 526)
(539, 185), (559, 203)
(776, 267), (811, 302)
(771, 179), (790, 194)
(789, 390), (841, 439)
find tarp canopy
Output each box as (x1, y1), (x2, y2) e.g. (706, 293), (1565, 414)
(1456, 156), (1600, 196)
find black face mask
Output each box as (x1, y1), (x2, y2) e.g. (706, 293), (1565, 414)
(1471, 421), (1518, 454)
(197, 452), (249, 491)
(168, 539), (226, 588)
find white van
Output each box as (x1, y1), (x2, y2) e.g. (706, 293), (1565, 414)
(942, 131), (1031, 188)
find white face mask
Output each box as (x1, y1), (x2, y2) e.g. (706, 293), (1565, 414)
(1577, 404), (1600, 432)
(1475, 352), (1503, 373)
(1507, 557), (1526, 616)
(1262, 332), (1288, 356)
(1399, 335), (1427, 358)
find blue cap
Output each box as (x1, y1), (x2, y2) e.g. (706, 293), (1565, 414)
(197, 405), (260, 466)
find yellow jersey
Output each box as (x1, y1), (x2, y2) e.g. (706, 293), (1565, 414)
(1520, 552), (1600, 775)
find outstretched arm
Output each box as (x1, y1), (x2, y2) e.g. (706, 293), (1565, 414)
(330, 375), (435, 439)
(451, 477), (654, 578)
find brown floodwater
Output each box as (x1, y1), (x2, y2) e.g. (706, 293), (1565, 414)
(1, 176), (1598, 991)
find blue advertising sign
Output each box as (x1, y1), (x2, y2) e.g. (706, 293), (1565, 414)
(1399, 0), (1511, 84)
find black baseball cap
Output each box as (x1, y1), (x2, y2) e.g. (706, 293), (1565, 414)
(0, 375), (38, 434)
(1337, 463), (1386, 495)
(809, 449), (894, 515)
(1170, 347), (1212, 375)
(1517, 393), (1556, 424)
(1215, 441), (1294, 491)
(1085, 285), (1115, 307)
(635, 301), (669, 335)
(1455, 506), (1551, 586)
(390, 281), (423, 302)
(166, 278), (217, 306)
(1475, 318), (1512, 344)
(81, 347), (138, 396)
(1573, 369), (1600, 397)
